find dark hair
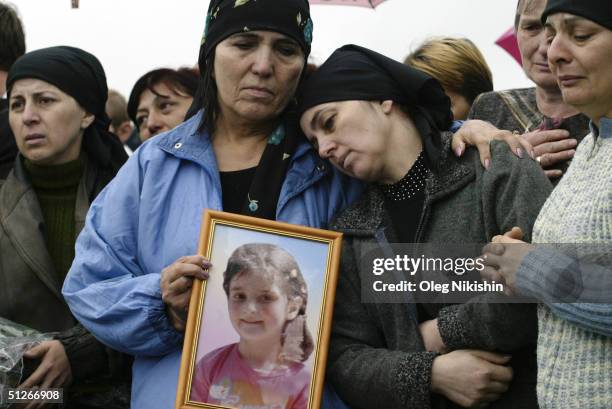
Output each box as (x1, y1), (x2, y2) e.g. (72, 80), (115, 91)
(187, 49), (218, 135)
(223, 243), (314, 363)
(127, 67), (199, 128)
(405, 37), (493, 106)
(0, 2), (25, 71)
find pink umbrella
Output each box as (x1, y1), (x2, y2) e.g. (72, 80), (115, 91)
(309, 0), (388, 8)
(495, 27), (522, 65)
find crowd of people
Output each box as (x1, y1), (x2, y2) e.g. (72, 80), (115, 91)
(0, 0), (610, 408)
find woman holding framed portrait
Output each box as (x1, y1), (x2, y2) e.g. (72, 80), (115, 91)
(62, 1), (526, 409)
(61, 1), (362, 408)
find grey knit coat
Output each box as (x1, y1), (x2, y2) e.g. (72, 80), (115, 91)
(328, 135), (553, 409)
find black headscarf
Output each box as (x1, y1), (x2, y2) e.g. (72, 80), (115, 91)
(542, 0), (612, 30)
(6, 46), (127, 195)
(298, 44), (452, 168)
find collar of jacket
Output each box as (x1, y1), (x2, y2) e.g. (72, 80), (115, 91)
(0, 154), (96, 300)
(155, 110), (333, 212)
(331, 132), (475, 236)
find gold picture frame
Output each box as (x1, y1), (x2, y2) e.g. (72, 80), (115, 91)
(175, 210), (343, 409)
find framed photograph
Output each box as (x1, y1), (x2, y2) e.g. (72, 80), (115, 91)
(175, 210), (343, 409)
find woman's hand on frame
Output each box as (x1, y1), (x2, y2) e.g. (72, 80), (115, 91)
(160, 255), (211, 332)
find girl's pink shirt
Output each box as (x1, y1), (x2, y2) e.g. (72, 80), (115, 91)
(191, 343), (311, 409)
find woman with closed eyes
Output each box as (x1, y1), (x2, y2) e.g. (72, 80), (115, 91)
(298, 44), (552, 409)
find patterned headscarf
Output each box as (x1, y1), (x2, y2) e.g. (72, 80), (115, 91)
(199, 0), (313, 73)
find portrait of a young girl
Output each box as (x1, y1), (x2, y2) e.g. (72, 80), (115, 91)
(191, 243), (313, 409)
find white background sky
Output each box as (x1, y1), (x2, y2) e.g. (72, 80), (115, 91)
(10, 0), (533, 99)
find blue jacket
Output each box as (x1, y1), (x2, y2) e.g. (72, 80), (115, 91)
(62, 113), (363, 409)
